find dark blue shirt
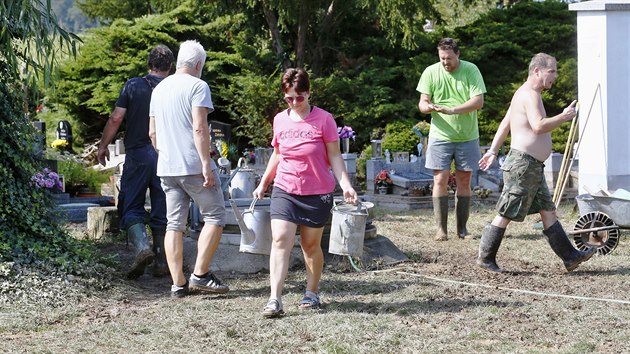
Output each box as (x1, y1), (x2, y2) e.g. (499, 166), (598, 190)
(115, 74), (163, 150)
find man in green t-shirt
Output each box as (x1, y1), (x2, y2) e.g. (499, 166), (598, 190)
(417, 38), (486, 241)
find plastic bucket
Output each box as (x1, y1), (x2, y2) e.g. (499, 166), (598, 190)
(329, 202), (368, 257)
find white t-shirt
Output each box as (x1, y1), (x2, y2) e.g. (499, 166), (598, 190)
(150, 73), (214, 176)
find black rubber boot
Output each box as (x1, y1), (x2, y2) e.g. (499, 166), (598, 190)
(543, 220), (596, 272)
(151, 227), (169, 277)
(433, 196), (449, 241)
(477, 224), (506, 273)
(127, 223), (155, 279)
(456, 196), (472, 239)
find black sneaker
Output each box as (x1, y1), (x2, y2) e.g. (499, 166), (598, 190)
(189, 273), (229, 294)
(171, 280), (189, 298)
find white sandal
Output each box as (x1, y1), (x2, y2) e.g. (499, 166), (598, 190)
(262, 298), (284, 318)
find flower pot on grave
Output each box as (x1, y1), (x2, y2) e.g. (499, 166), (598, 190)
(341, 138), (350, 154)
(77, 187), (99, 197)
(65, 184), (87, 197)
(378, 185), (389, 194)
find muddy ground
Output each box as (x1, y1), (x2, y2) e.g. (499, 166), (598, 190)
(2, 201), (630, 353)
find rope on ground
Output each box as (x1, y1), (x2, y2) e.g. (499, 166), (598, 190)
(394, 271), (630, 305)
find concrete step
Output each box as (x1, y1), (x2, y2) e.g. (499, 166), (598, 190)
(53, 195), (114, 223)
(56, 203), (100, 223)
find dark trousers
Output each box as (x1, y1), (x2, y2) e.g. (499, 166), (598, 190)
(118, 144), (167, 230)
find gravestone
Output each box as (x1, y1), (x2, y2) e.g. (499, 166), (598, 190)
(209, 120), (231, 143)
(33, 120), (58, 172)
(342, 153), (358, 188)
(55, 120), (73, 152)
(254, 147), (273, 169)
(544, 152), (564, 192)
(210, 120), (232, 169)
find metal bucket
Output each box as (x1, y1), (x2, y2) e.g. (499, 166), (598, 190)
(229, 169), (256, 199)
(329, 202), (368, 257)
(229, 198), (272, 255)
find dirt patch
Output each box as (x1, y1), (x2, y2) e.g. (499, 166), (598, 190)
(2, 202), (630, 353)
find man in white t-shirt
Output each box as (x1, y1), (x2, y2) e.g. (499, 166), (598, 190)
(149, 40), (228, 298)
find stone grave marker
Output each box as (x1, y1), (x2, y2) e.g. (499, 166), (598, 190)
(209, 120), (231, 143)
(55, 120), (73, 152)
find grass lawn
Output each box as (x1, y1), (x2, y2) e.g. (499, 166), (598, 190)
(1, 200), (629, 353)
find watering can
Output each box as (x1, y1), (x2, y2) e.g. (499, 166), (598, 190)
(229, 158), (256, 199)
(229, 198), (272, 255)
(329, 201), (369, 257)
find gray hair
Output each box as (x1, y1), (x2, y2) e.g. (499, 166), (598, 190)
(176, 40), (206, 70)
(528, 53), (556, 74)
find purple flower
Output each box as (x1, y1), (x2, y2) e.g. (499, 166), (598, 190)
(338, 126), (356, 140)
(242, 150), (256, 163)
(31, 168), (63, 191)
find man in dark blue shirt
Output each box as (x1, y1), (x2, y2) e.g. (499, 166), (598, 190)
(98, 45), (174, 278)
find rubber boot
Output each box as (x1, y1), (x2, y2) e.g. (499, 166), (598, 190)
(456, 196), (473, 239)
(151, 227), (169, 277)
(477, 224), (506, 273)
(433, 196), (448, 241)
(127, 223), (155, 279)
(543, 220), (596, 272)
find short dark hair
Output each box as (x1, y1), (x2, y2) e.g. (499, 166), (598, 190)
(281, 68), (310, 94)
(148, 44), (174, 72)
(437, 38), (459, 54)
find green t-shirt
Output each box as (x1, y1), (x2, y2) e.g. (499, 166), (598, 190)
(416, 60), (486, 142)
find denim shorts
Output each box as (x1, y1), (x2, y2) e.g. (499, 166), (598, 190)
(495, 149), (555, 222)
(270, 187), (333, 228)
(425, 137), (481, 171)
(160, 171), (226, 232)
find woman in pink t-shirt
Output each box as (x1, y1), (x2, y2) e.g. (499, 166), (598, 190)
(253, 68), (358, 318)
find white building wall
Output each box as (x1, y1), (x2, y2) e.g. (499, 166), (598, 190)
(570, 1), (630, 193)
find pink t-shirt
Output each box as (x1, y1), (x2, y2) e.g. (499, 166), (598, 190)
(271, 106), (338, 195)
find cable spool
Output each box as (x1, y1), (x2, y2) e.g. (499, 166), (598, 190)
(573, 211), (620, 255)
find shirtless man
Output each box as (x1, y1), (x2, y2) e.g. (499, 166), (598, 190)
(477, 53), (595, 273)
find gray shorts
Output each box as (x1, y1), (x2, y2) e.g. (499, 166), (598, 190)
(424, 137), (481, 171)
(160, 172), (226, 232)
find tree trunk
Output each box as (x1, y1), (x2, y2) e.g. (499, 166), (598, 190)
(311, 0), (336, 76)
(261, 0), (291, 70)
(296, 0), (310, 69)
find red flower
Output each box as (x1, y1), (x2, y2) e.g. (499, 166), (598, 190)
(374, 169), (392, 186)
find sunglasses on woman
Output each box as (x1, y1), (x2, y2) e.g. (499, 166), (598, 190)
(284, 95), (305, 104)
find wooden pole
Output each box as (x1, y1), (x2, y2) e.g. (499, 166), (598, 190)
(553, 114), (578, 205)
(555, 86), (601, 207)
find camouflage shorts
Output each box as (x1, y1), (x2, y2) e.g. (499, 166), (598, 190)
(495, 149), (555, 222)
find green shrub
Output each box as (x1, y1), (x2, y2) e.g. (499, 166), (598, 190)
(356, 144), (373, 189)
(37, 106), (85, 149)
(0, 79), (110, 286)
(382, 120), (419, 155)
(55, 153), (111, 193)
